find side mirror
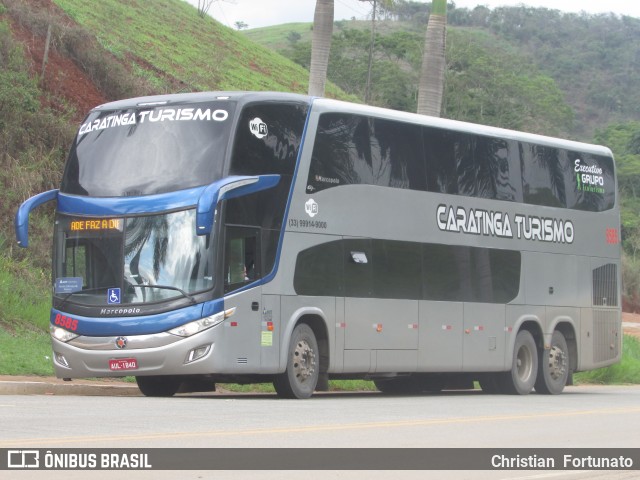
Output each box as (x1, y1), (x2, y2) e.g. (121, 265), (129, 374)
(195, 175), (280, 235)
(15, 189), (59, 248)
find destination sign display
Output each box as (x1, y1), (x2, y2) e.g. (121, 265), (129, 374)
(69, 219), (123, 232)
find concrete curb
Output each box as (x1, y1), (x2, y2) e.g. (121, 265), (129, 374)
(0, 378), (141, 396)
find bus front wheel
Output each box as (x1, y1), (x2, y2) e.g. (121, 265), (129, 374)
(535, 330), (570, 395)
(273, 323), (319, 399)
(135, 375), (181, 397)
(500, 330), (538, 395)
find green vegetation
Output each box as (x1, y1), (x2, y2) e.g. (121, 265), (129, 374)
(52, 0), (347, 98)
(575, 336), (640, 385)
(265, 21), (575, 136)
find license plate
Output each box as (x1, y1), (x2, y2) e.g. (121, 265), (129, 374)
(109, 358), (138, 371)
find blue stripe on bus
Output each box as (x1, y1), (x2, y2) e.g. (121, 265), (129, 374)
(257, 98), (315, 287)
(51, 298), (224, 336)
(56, 187), (206, 216)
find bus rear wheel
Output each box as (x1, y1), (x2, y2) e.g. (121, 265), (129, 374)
(500, 330), (538, 395)
(535, 331), (570, 395)
(136, 375), (181, 397)
(273, 323), (319, 399)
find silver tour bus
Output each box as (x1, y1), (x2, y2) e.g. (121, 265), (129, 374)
(16, 92), (621, 398)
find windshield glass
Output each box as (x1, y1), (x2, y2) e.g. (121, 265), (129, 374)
(61, 101), (236, 197)
(54, 210), (214, 306)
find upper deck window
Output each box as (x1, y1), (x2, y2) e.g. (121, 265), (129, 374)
(61, 101), (236, 197)
(307, 112), (615, 212)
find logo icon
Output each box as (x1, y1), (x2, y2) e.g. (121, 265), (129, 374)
(8, 450), (40, 469)
(107, 288), (121, 304)
(249, 117), (268, 139)
(115, 336), (128, 349)
(305, 199), (319, 218)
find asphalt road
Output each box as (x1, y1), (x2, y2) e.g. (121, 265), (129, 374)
(1, 385), (639, 479)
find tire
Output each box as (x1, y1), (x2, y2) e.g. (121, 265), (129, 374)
(273, 324), (319, 399)
(500, 330), (538, 395)
(535, 330), (570, 395)
(136, 375), (181, 397)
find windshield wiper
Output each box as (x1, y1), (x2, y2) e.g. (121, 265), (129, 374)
(129, 284), (198, 305)
(56, 287), (109, 309)
(55, 285), (197, 308)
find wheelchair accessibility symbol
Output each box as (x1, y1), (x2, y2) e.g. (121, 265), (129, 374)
(107, 288), (121, 304)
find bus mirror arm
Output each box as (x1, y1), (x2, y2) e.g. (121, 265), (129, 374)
(15, 189), (59, 248)
(196, 175), (280, 235)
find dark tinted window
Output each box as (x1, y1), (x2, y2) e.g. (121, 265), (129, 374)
(344, 239), (373, 298)
(373, 240), (422, 299)
(308, 114), (371, 191)
(424, 128), (459, 194)
(476, 137), (521, 201)
(307, 114), (425, 192)
(229, 102), (308, 177)
(62, 101), (235, 197)
(425, 129), (521, 201)
(307, 112), (614, 212)
(370, 118), (425, 190)
(520, 143), (566, 208)
(226, 102), (308, 277)
(293, 241), (343, 296)
(294, 239), (521, 304)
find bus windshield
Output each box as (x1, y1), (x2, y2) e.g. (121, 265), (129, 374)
(61, 101), (236, 197)
(53, 209), (214, 307)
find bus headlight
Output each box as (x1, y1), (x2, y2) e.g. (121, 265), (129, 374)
(50, 325), (79, 343)
(169, 311), (226, 337)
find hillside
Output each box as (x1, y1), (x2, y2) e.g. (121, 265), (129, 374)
(246, 5), (640, 141)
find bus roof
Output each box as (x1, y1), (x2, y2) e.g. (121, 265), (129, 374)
(89, 91), (612, 158)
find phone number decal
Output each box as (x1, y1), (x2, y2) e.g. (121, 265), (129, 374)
(289, 218), (328, 229)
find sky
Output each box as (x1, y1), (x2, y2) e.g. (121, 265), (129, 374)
(187, 0), (640, 30)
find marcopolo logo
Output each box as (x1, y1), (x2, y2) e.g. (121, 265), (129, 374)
(249, 117), (268, 139)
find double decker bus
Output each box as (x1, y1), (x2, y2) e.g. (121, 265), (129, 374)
(16, 91), (621, 398)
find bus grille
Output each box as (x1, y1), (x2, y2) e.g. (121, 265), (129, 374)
(592, 263), (618, 307)
(593, 309), (620, 363)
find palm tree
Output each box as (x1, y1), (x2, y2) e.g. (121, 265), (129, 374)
(417, 0), (447, 117)
(308, 0), (334, 97)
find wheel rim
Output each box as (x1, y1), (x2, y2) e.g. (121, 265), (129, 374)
(547, 345), (567, 381)
(293, 339), (316, 384)
(516, 345), (533, 381)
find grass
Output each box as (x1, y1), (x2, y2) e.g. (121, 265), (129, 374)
(574, 335), (640, 385)
(0, 256), (51, 334)
(52, 0), (352, 99)
(0, 329), (54, 376)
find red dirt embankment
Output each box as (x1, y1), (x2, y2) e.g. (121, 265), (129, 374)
(6, 0), (107, 120)
(623, 313), (640, 340)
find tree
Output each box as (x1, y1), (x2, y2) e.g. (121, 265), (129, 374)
(308, 0), (334, 97)
(416, 0), (446, 116)
(197, 0), (217, 18)
(234, 21), (248, 30)
(363, 0), (378, 103)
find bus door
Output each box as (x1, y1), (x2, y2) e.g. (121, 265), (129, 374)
(221, 225), (268, 372)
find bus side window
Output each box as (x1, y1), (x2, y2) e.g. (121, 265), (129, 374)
(224, 226), (260, 292)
